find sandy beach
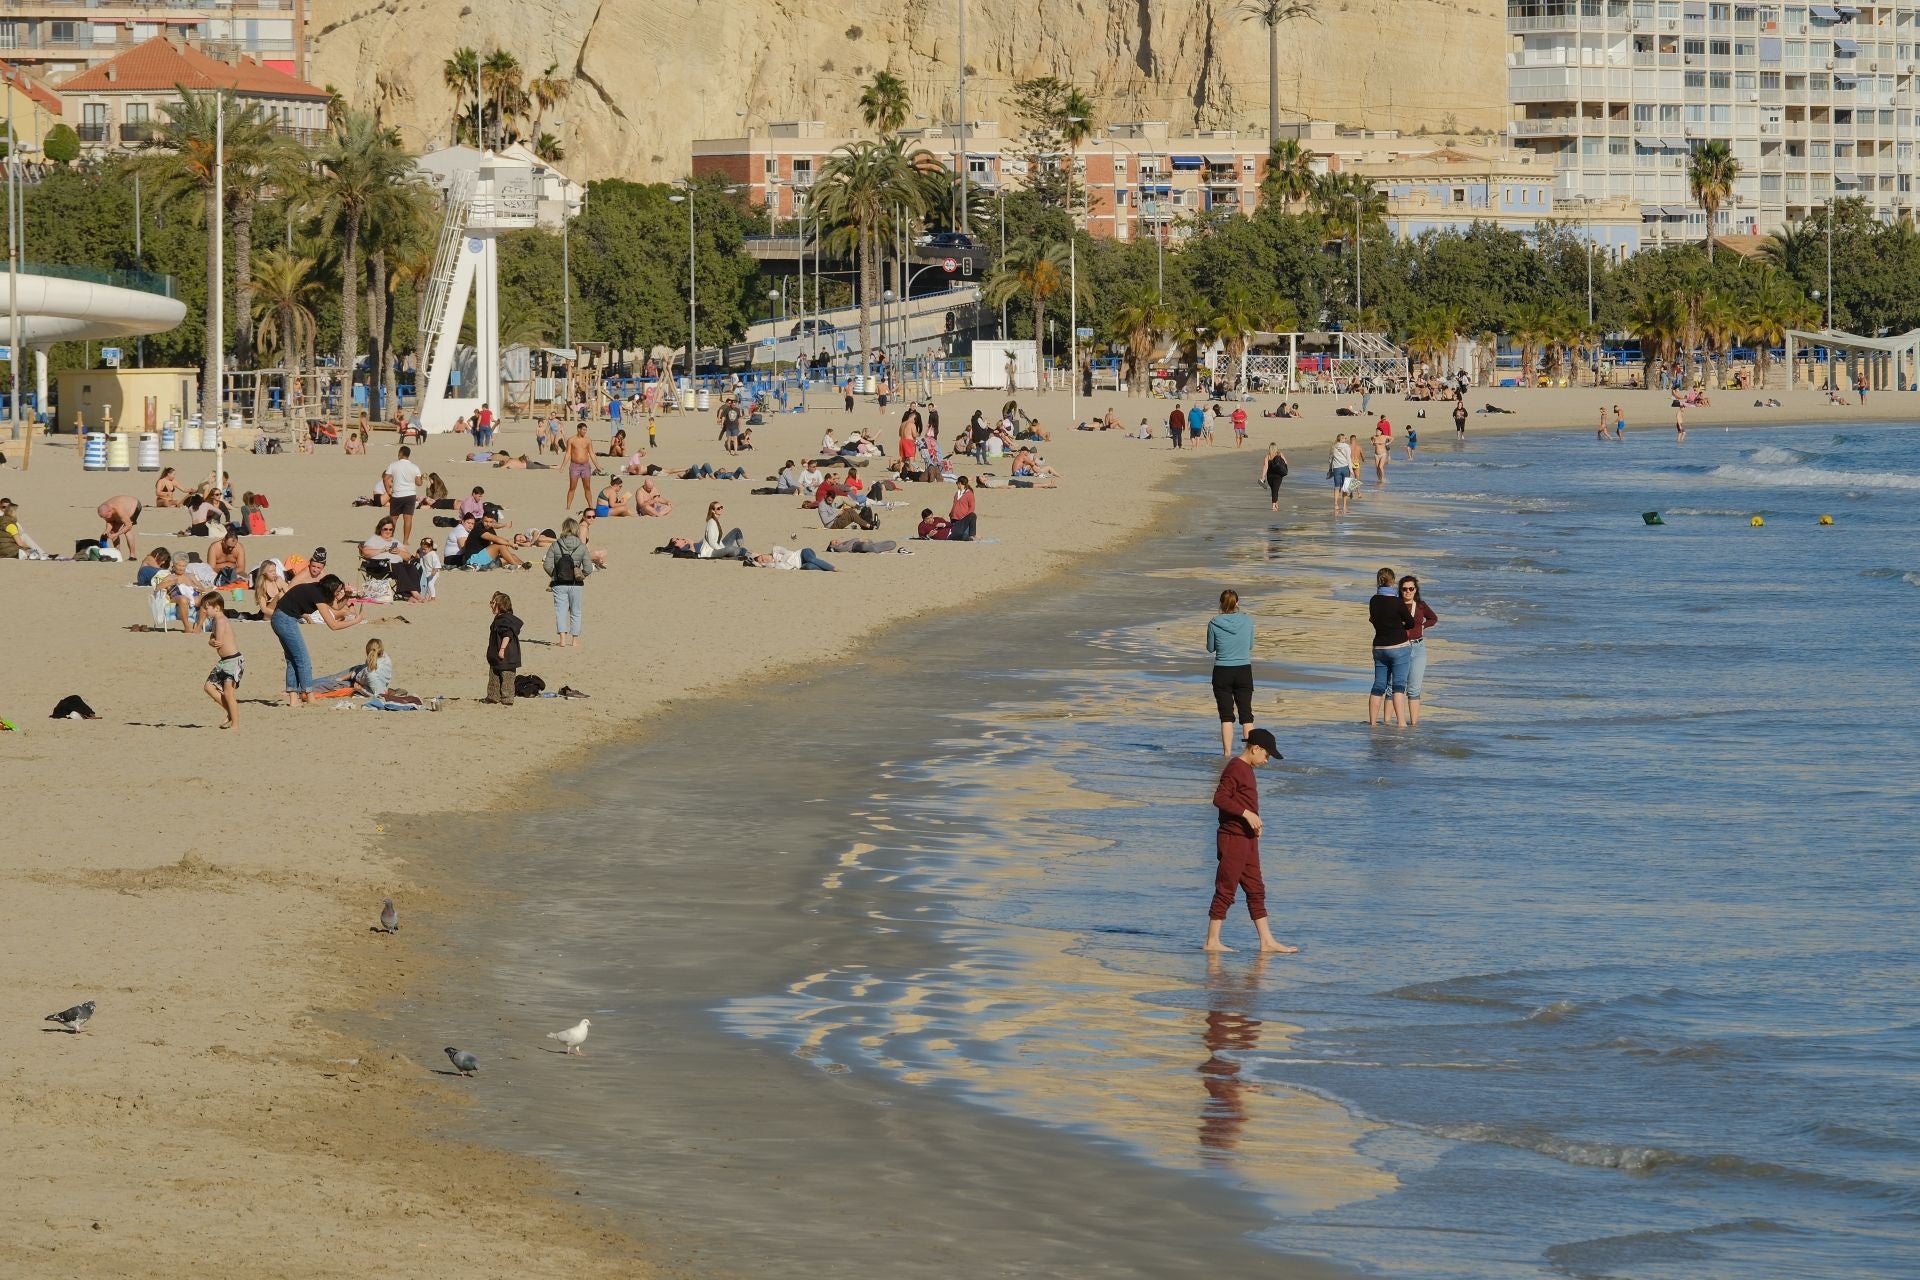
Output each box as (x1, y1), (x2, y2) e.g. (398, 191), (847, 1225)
(0, 378), (1903, 1275)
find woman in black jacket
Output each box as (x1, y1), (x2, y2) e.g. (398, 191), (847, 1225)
(1367, 566), (1414, 727)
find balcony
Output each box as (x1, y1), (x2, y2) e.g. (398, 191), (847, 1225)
(76, 124), (108, 144)
(1513, 116), (1582, 136)
(119, 122), (158, 145)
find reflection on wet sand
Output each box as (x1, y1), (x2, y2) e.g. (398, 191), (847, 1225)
(1199, 953), (1268, 1163)
(724, 666), (1397, 1217)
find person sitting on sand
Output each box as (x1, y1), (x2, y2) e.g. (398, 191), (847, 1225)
(135, 546), (174, 586)
(597, 478), (635, 516)
(253, 558), (286, 618)
(360, 517), (427, 602)
(696, 502), (751, 559)
(607, 429), (627, 458)
(818, 491), (879, 531)
(154, 468), (184, 508)
(463, 514), (529, 568)
(917, 508), (953, 539)
(207, 528), (248, 586)
(631, 477), (672, 518)
(1011, 448), (1061, 482)
(312, 636), (394, 698)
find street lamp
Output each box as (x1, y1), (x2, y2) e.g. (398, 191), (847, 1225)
(6, 125), (30, 446)
(670, 180), (741, 393)
(1347, 191), (1363, 318)
(553, 117), (576, 353)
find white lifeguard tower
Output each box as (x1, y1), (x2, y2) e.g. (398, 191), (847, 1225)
(416, 154), (538, 432)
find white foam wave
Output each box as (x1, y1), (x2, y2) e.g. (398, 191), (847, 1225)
(1709, 463), (1920, 491)
(1746, 445), (1814, 465)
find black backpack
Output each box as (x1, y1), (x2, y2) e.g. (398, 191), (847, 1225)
(550, 542), (582, 585)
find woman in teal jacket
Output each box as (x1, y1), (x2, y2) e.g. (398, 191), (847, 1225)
(1206, 588), (1256, 757)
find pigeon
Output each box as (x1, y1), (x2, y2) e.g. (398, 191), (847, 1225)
(546, 1018), (591, 1055)
(376, 898), (398, 934)
(445, 1047), (479, 1077)
(45, 1001), (95, 1033)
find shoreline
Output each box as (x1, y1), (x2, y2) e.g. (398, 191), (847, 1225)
(0, 387), (1893, 1274)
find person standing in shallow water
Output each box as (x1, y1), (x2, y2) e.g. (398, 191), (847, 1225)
(1206, 589), (1256, 758)
(1203, 728), (1298, 954)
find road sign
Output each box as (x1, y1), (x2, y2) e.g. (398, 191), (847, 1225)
(1075, 327), (1095, 339)
(762, 336), (777, 347)
(102, 347), (123, 368)
(942, 257), (958, 274)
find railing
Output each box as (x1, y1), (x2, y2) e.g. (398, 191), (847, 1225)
(76, 124), (108, 144)
(119, 123), (157, 144)
(21, 261), (176, 298)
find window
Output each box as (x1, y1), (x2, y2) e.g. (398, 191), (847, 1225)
(125, 103), (148, 124)
(793, 158), (813, 186)
(0, 22), (16, 50)
(50, 20), (79, 43)
(82, 103), (107, 125)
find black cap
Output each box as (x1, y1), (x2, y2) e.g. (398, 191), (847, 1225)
(1245, 728), (1282, 759)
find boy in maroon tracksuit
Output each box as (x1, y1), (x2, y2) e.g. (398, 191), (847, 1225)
(1204, 728), (1299, 954)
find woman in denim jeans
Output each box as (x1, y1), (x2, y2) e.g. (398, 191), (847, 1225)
(1366, 566), (1414, 727)
(1399, 575), (1439, 727)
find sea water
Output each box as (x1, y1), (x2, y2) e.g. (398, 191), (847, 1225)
(721, 423), (1920, 1277)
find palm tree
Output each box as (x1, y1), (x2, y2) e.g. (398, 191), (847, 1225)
(1208, 286), (1273, 390)
(1312, 171), (1386, 244)
(1697, 292), (1743, 389)
(528, 62), (571, 143)
(443, 47), (481, 145)
(983, 239), (1080, 361)
(1107, 287), (1170, 395)
(481, 50), (524, 148)
(1235, 1), (1321, 143)
(1406, 304), (1466, 372)
(1759, 217), (1819, 276)
(813, 138), (940, 356)
(1167, 298), (1214, 389)
(1628, 290), (1684, 384)
(1260, 136), (1315, 213)
(858, 70), (910, 136)
(533, 133), (566, 163)
(316, 112), (415, 406)
(250, 247), (322, 420)
(147, 89), (278, 419)
(362, 175), (434, 418)
(1688, 140), (1739, 259)
(1745, 273), (1817, 389)
(1060, 88), (1096, 213)
(1506, 300), (1555, 384)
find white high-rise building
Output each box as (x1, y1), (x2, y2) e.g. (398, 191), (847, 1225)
(1507, 1), (1919, 244)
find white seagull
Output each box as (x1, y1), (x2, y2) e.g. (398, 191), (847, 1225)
(547, 1018), (591, 1055)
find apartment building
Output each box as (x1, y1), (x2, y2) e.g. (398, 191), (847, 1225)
(1, 56), (64, 150)
(55, 37), (330, 153)
(0, 0), (305, 81)
(694, 119), (1645, 248)
(1507, 0), (1920, 240)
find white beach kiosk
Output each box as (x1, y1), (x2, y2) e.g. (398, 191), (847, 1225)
(414, 152), (539, 432)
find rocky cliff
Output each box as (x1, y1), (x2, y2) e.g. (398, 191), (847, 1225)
(310, 0), (1506, 180)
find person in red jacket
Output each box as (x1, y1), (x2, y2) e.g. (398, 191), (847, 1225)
(1204, 728), (1299, 954)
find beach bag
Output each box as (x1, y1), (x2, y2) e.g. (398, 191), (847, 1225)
(247, 510), (267, 536)
(514, 674), (546, 698)
(359, 577), (395, 604)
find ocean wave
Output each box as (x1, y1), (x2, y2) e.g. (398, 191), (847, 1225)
(1666, 506), (1758, 517)
(1709, 462), (1920, 491)
(1545, 1219), (1796, 1274)
(1747, 445), (1816, 465)
(1790, 1121), (1920, 1154)
(1428, 1123), (1920, 1205)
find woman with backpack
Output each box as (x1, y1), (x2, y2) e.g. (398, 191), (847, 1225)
(1260, 443), (1290, 511)
(543, 517), (593, 648)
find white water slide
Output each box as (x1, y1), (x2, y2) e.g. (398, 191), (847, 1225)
(0, 266), (188, 405)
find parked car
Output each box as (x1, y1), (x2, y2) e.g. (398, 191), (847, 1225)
(922, 231), (975, 250)
(789, 319), (839, 338)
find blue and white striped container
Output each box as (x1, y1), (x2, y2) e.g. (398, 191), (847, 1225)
(82, 433), (108, 470)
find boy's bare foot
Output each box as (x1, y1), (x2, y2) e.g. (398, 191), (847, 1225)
(1258, 942), (1300, 954)
(1201, 941), (1235, 953)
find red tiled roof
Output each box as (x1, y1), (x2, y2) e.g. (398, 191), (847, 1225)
(0, 58), (62, 116)
(57, 38), (329, 101)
